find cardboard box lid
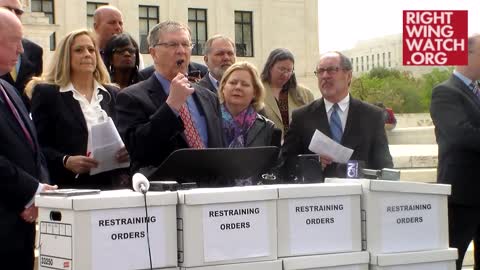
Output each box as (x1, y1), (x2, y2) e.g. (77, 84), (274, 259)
(178, 186), (277, 205)
(370, 248), (458, 266)
(325, 178), (451, 195)
(180, 259), (282, 270)
(283, 251), (369, 269)
(277, 183), (362, 199)
(36, 190), (177, 210)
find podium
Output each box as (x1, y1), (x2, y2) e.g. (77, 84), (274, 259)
(145, 146), (280, 186)
(36, 190), (178, 270)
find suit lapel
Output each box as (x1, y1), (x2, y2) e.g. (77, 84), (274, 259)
(0, 80), (37, 152)
(146, 76), (168, 108)
(264, 88), (282, 123)
(61, 91), (88, 132)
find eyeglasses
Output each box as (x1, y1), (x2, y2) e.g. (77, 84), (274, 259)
(154, 42), (194, 50)
(314, 66), (344, 76)
(275, 67), (294, 75)
(5, 6), (24, 16)
(113, 47), (137, 54)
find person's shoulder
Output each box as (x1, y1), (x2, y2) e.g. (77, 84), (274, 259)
(352, 97), (384, 116)
(121, 78), (151, 96)
(33, 83), (59, 93)
(195, 83), (218, 100)
(296, 97), (321, 115)
(22, 38), (43, 53)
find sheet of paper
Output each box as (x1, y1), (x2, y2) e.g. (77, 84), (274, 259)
(89, 117), (130, 175)
(308, 129), (353, 163)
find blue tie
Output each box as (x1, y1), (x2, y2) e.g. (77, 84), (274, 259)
(330, 103), (343, 143)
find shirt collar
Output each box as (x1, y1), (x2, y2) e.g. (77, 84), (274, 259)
(208, 72), (219, 89)
(59, 80), (108, 94)
(324, 93), (350, 112)
(453, 70), (475, 88)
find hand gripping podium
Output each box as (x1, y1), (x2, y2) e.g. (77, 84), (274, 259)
(144, 146), (280, 187)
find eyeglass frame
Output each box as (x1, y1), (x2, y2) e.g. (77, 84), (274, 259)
(5, 6), (24, 16)
(153, 42), (195, 50)
(275, 66), (294, 75)
(314, 66), (348, 76)
(112, 47), (138, 55)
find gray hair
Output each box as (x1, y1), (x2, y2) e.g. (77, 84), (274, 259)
(148, 20), (191, 48)
(204, 34), (236, 55)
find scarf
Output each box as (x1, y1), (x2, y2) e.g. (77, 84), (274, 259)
(221, 104), (257, 148)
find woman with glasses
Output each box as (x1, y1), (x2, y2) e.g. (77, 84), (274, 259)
(261, 48), (314, 140)
(103, 33), (144, 89)
(26, 29), (129, 189)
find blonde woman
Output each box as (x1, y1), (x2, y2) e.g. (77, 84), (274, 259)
(26, 29), (129, 189)
(218, 61), (278, 148)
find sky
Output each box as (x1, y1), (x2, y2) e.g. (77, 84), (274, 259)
(318, 0), (480, 53)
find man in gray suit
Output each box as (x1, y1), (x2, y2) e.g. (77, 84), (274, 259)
(430, 34), (480, 270)
(197, 34), (236, 93)
(281, 51), (393, 180)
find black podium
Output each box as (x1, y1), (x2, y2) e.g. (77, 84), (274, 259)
(145, 146), (280, 187)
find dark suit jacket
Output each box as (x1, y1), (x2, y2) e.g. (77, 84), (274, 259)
(139, 62), (208, 81)
(0, 39), (43, 111)
(281, 96), (393, 180)
(30, 83), (122, 189)
(430, 74), (480, 206)
(116, 74), (224, 174)
(0, 79), (49, 256)
(197, 73), (217, 93)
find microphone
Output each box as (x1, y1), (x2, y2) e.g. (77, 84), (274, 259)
(132, 173), (150, 194)
(341, 160), (400, 180)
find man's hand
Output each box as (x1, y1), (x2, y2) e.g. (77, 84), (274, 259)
(166, 73), (195, 111)
(21, 184), (57, 223)
(319, 155), (333, 170)
(115, 146), (129, 163)
(65, 155), (99, 174)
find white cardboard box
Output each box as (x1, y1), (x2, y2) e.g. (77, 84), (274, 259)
(179, 259), (282, 270)
(325, 178), (450, 254)
(370, 248), (458, 270)
(177, 186), (278, 267)
(282, 251), (369, 270)
(36, 189), (178, 270)
(276, 183), (362, 257)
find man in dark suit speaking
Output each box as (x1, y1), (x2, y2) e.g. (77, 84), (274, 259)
(0, 0), (43, 111)
(0, 8), (56, 270)
(430, 34), (480, 270)
(281, 51), (393, 180)
(116, 21), (224, 175)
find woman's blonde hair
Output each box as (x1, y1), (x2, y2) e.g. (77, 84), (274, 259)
(218, 61), (265, 112)
(26, 29), (111, 97)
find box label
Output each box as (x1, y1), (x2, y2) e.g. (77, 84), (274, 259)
(39, 221), (72, 270)
(288, 196), (358, 255)
(203, 201), (270, 262)
(91, 207), (168, 270)
(380, 193), (442, 252)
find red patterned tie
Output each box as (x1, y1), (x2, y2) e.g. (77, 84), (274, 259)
(0, 84), (35, 149)
(179, 104), (204, 149)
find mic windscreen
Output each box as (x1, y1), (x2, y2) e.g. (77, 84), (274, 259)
(344, 160), (365, 178)
(132, 173), (150, 193)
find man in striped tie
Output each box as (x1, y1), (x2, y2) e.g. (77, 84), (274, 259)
(116, 21), (224, 182)
(281, 51), (393, 181)
(430, 34), (480, 270)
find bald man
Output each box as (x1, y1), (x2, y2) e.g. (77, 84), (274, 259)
(0, 8), (56, 270)
(93, 5), (144, 69)
(0, 0), (43, 112)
